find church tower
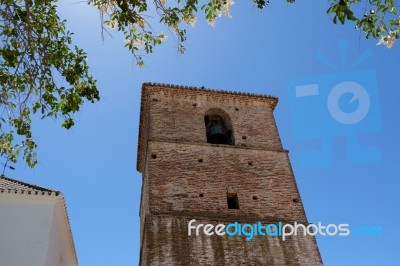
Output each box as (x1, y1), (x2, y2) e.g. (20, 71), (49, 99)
(137, 83), (322, 265)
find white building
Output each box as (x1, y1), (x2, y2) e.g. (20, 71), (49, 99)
(0, 175), (77, 266)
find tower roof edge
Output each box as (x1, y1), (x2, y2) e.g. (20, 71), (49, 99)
(136, 82), (279, 173)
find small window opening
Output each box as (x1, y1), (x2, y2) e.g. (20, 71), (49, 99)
(235, 107), (239, 111)
(227, 193), (239, 209)
(193, 103), (197, 107)
(199, 193), (204, 197)
(248, 161), (253, 166)
(253, 196), (258, 200)
(151, 154), (157, 159)
(242, 136), (247, 140)
(293, 198), (298, 203)
(198, 158), (203, 162)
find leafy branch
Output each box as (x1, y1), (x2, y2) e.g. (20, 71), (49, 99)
(0, 0), (99, 167)
(0, 0), (398, 168)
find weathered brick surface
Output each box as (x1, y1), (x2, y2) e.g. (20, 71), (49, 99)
(144, 141), (306, 222)
(137, 83), (322, 265)
(137, 84), (281, 172)
(141, 215), (322, 266)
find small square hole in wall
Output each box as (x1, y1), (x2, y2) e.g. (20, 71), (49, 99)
(199, 193), (204, 197)
(227, 193), (239, 209)
(198, 158), (203, 163)
(193, 103), (197, 107)
(293, 198), (298, 203)
(248, 162), (253, 166)
(253, 196), (258, 200)
(235, 107), (239, 111)
(242, 136), (247, 140)
(152, 98), (158, 101)
(151, 154), (157, 159)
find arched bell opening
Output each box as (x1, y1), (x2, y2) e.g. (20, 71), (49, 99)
(204, 109), (234, 145)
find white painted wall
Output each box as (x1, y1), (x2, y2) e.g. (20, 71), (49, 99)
(45, 200), (74, 266)
(0, 194), (75, 266)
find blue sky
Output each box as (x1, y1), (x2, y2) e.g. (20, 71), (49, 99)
(7, 1), (400, 265)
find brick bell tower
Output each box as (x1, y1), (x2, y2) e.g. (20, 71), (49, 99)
(136, 83), (322, 265)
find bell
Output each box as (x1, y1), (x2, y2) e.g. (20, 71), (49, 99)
(207, 125), (229, 144)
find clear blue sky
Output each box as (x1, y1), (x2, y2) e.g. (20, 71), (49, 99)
(8, 1), (399, 265)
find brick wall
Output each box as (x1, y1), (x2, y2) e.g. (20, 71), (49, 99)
(137, 84), (281, 172)
(144, 141), (306, 223)
(141, 215), (322, 266)
(147, 88), (282, 149)
(137, 84), (322, 265)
